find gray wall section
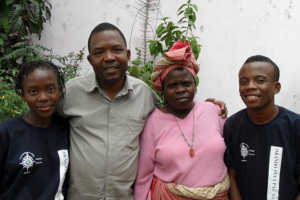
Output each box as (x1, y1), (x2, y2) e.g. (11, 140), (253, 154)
(37, 0), (300, 115)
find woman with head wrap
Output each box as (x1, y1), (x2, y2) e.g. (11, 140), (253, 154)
(134, 40), (229, 200)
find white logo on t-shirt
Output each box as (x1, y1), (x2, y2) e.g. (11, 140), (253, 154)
(19, 152), (43, 174)
(240, 142), (256, 162)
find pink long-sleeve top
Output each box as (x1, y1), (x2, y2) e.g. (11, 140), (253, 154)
(134, 101), (227, 200)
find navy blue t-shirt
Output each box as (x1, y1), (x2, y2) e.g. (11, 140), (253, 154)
(0, 116), (69, 200)
(224, 106), (300, 200)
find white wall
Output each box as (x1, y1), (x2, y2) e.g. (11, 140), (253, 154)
(38, 0), (300, 115)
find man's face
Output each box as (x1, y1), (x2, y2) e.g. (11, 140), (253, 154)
(88, 30), (130, 86)
(239, 61), (280, 111)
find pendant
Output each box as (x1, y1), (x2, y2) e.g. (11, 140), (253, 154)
(189, 148), (195, 158)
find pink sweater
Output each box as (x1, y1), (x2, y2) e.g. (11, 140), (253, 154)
(134, 101), (227, 200)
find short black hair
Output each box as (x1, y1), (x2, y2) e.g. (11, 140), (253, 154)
(244, 55), (280, 81)
(15, 60), (65, 98)
(87, 22), (127, 53)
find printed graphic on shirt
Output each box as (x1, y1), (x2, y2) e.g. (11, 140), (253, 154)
(19, 152), (43, 174)
(240, 142), (256, 162)
(54, 149), (69, 200)
(267, 146), (283, 200)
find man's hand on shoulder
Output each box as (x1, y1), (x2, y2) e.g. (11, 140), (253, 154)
(205, 98), (228, 118)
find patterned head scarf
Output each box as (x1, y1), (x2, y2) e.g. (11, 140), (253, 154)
(151, 40), (199, 91)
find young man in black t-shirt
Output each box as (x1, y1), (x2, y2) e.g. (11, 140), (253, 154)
(224, 55), (300, 200)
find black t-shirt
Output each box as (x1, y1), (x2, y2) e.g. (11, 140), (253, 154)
(0, 116), (69, 200)
(224, 106), (300, 200)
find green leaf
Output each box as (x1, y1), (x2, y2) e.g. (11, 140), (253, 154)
(6, 0), (16, 5)
(156, 24), (166, 36)
(191, 4), (198, 12)
(195, 76), (199, 86)
(148, 40), (163, 58)
(178, 16), (187, 24)
(0, 17), (9, 33)
(177, 3), (187, 13)
(188, 36), (201, 60)
(184, 7), (193, 17)
(188, 13), (196, 24)
(161, 17), (169, 21)
(177, 10), (185, 17)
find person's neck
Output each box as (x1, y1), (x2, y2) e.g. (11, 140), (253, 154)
(164, 103), (194, 119)
(247, 104), (279, 125)
(98, 77), (126, 100)
(23, 112), (52, 128)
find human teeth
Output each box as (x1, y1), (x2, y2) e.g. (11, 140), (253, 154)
(245, 95), (258, 101)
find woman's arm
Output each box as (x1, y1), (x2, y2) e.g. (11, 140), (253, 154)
(134, 119), (156, 200)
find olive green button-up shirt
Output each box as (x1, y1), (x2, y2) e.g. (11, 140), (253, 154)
(62, 73), (156, 200)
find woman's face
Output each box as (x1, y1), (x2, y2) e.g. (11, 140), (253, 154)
(163, 68), (196, 111)
(21, 68), (61, 122)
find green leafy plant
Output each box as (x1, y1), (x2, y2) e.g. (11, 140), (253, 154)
(148, 0), (201, 59)
(128, 0), (201, 103)
(0, 0), (52, 85)
(0, 0), (52, 38)
(0, 80), (28, 122)
(128, 48), (163, 104)
(0, 0), (84, 122)
(36, 46), (85, 81)
(0, 48), (85, 122)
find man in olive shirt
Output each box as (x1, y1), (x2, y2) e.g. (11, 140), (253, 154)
(61, 23), (155, 200)
(62, 23), (226, 200)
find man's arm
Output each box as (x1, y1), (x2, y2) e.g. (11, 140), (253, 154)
(205, 98), (227, 118)
(229, 168), (242, 200)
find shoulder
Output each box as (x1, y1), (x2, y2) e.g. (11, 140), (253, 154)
(278, 106), (300, 120)
(223, 109), (248, 139)
(144, 108), (172, 131)
(146, 108), (166, 123)
(0, 117), (24, 142)
(66, 73), (94, 90)
(225, 109), (247, 126)
(63, 73), (95, 107)
(127, 75), (157, 106)
(194, 101), (221, 116)
(52, 114), (69, 131)
(276, 106), (300, 128)
(196, 100), (219, 109)
(127, 75), (153, 93)
(0, 116), (23, 132)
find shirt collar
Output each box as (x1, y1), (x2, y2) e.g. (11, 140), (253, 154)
(85, 72), (134, 96)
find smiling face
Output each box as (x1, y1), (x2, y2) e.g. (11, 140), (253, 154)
(87, 30), (130, 87)
(239, 61), (281, 111)
(163, 68), (196, 112)
(21, 68), (61, 123)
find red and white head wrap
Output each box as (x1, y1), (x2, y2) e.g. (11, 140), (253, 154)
(151, 40), (199, 91)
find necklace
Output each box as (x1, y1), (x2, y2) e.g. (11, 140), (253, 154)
(174, 108), (195, 158)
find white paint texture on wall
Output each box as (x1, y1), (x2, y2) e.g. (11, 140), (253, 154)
(38, 0), (300, 115)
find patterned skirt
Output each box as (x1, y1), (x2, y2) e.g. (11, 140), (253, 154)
(151, 175), (229, 200)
